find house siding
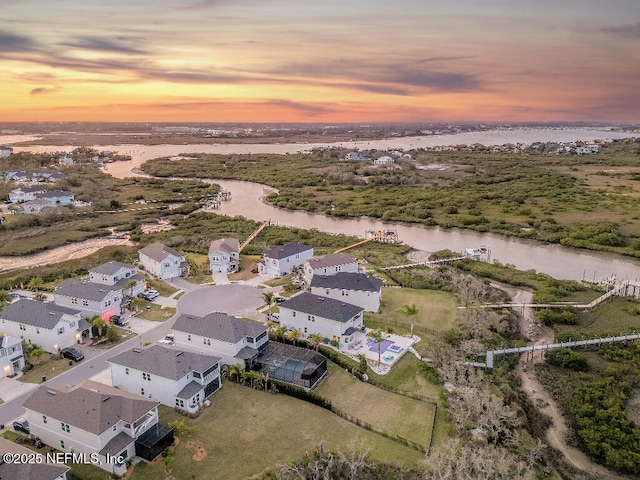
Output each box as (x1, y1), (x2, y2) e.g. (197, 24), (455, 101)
(310, 285), (380, 312)
(278, 307), (363, 344)
(0, 316), (80, 353)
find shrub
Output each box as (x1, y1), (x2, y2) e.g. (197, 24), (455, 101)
(545, 348), (589, 371)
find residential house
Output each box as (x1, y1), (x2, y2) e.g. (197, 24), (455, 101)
(88, 261), (146, 297)
(58, 156), (74, 166)
(0, 299), (85, 353)
(373, 156), (394, 165)
(310, 272), (383, 312)
(344, 151), (369, 161)
(258, 242), (313, 277)
(35, 190), (75, 206)
(109, 345), (221, 414)
(0, 334), (25, 378)
(0, 145), (13, 158)
(209, 237), (240, 273)
(302, 253), (358, 283)
(23, 380), (172, 476)
(54, 279), (123, 321)
(0, 437), (70, 480)
(278, 292), (364, 346)
(9, 185), (47, 203)
(138, 242), (189, 280)
(173, 312), (268, 367)
(5, 170), (30, 182)
(20, 198), (53, 214)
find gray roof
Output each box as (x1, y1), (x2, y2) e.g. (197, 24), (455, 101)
(23, 380), (159, 435)
(55, 279), (116, 301)
(176, 380), (204, 400)
(139, 242), (183, 262)
(13, 185), (45, 193)
(209, 237), (239, 255)
(98, 431), (134, 456)
(35, 189), (74, 199)
(174, 312), (267, 343)
(89, 261), (136, 276)
(108, 345), (221, 380)
(1, 299), (80, 329)
(263, 242), (312, 260)
(236, 345), (259, 360)
(310, 272), (383, 292)
(280, 292), (363, 323)
(307, 253), (357, 270)
(0, 437), (70, 480)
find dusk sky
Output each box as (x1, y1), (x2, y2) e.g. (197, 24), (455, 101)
(2, 0), (639, 123)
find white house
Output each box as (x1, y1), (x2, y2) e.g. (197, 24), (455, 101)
(108, 345), (221, 414)
(302, 253), (358, 283)
(258, 242), (313, 277)
(89, 261), (146, 296)
(19, 198), (53, 214)
(278, 292), (364, 346)
(209, 237), (240, 273)
(138, 242), (189, 280)
(23, 380), (172, 476)
(58, 156), (74, 166)
(0, 299), (85, 353)
(35, 189), (75, 206)
(54, 279), (123, 322)
(9, 185), (47, 203)
(0, 145), (13, 158)
(0, 334), (25, 378)
(0, 437), (69, 480)
(173, 312), (268, 367)
(310, 272), (383, 312)
(373, 156), (394, 165)
(344, 151), (369, 161)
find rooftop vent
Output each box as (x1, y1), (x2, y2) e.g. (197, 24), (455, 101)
(102, 396), (110, 402)
(47, 390), (57, 395)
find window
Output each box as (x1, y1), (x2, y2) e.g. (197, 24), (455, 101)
(19, 324), (26, 331)
(42, 415), (47, 424)
(82, 300), (88, 306)
(292, 311), (296, 317)
(61, 422), (70, 433)
(36, 328), (40, 334)
(112, 425), (117, 432)
(175, 398), (184, 408)
(60, 440), (65, 449)
(203, 338), (211, 346)
(304, 327), (307, 333)
(140, 388), (145, 396)
(71, 298), (78, 304)
(188, 334), (192, 341)
(57, 327), (65, 335)
(142, 372), (151, 381)
(326, 289), (329, 295)
(125, 368), (129, 375)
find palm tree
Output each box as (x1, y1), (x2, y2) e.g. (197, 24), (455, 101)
(287, 329), (302, 346)
(92, 315), (105, 338)
(370, 330), (385, 367)
(126, 280), (137, 299)
(0, 290), (11, 310)
(273, 325), (287, 341)
(26, 277), (43, 292)
(34, 293), (47, 302)
(399, 302), (419, 315)
(130, 297), (143, 313)
(224, 364), (242, 383)
(262, 291), (275, 311)
(308, 333), (323, 351)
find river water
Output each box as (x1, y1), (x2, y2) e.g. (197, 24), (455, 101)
(3, 128), (640, 282)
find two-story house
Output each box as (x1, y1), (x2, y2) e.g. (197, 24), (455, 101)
(278, 292), (364, 346)
(9, 185), (46, 203)
(23, 380), (172, 476)
(88, 261), (146, 297)
(258, 242), (313, 277)
(0, 437), (69, 480)
(0, 334), (25, 378)
(138, 242), (189, 280)
(0, 299), (84, 353)
(54, 279), (123, 321)
(310, 272), (383, 312)
(208, 238), (240, 273)
(108, 345), (221, 414)
(173, 312), (268, 367)
(35, 190), (75, 207)
(302, 253), (359, 283)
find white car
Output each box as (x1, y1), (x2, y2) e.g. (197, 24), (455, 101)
(159, 335), (174, 345)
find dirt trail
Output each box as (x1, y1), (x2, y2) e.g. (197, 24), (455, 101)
(507, 286), (624, 480)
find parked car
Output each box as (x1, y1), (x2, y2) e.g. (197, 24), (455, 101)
(60, 347), (84, 362)
(158, 335), (174, 345)
(110, 315), (129, 327)
(13, 417), (29, 435)
(268, 313), (280, 323)
(275, 296), (286, 303)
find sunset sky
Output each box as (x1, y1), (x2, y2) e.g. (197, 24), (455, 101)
(1, 0), (639, 123)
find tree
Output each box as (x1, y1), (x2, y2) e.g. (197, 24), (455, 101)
(224, 364), (243, 383)
(398, 302), (419, 315)
(287, 329), (302, 345)
(130, 297), (143, 313)
(106, 325), (119, 343)
(34, 293), (47, 302)
(0, 290), (10, 310)
(369, 330), (385, 367)
(125, 280), (137, 298)
(357, 353), (368, 374)
(308, 333), (323, 351)
(92, 315), (105, 337)
(26, 277), (43, 292)
(262, 291), (275, 310)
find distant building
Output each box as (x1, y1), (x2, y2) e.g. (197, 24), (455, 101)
(258, 242), (313, 277)
(209, 237), (240, 273)
(302, 253), (358, 283)
(310, 272), (383, 313)
(9, 185), (47, 203)
(138, 242), (189, 280)
(0, 334), (25, 378)
(373, 156), (394, 165)
(0, 146), (13, 158)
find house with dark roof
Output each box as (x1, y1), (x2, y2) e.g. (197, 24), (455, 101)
(89, 261), (146, 296)
(35, 189), (75, 206)
(302, 253), (359, 283)
(310, 272), (383, 312)
(0, 299), (84, 353)
(258, 242), (313, 277)
(0, 145), (13, 158)
(173, 312), (268, 367)
(54, 279), (123, 322)
(8, 185), (46, 203)
(208, 237), (240, 273)
(0, 334), (24, 378)
(108, 345), (221, 414)
(279, 292), (364, 346)
(23, 380), (172, 476)
(138, 242), (189, 280)
(0, 437), (69, 480)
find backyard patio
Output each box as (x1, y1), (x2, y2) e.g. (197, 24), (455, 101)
(343, 329), (419, 374)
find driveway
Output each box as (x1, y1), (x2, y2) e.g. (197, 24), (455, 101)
(177, 284), (264, 317)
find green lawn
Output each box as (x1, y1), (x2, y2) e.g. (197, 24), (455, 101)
(18, 354), (77, 384)
(135, 304), (176, 321)
(315, 362), (436, 450)
(555, 297), (640, 337)
(129, 382), (424, 480)
(366, 288), (458, 333)
(144, 277), (179, 297)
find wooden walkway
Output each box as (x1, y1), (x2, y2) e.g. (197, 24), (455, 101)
(239, 220), (269, 252)
(383, 255), (471, 271)
(334, 238), (373, 253)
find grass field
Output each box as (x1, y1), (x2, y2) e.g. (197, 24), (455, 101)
(366, 288), (458, 334)
(17, 354), (76, 383)
(555, 296), (640, 336)
(128, 382), (424, 480)
(135, 304), (176, 321)
(315, 362), (437, 450)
